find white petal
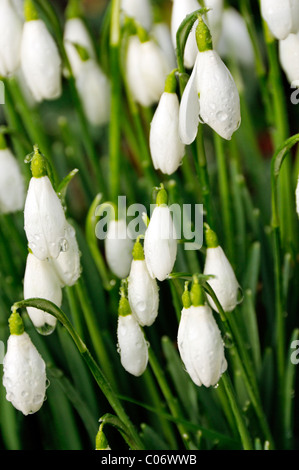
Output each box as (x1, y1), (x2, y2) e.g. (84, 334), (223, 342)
(150, 92), (185, 174)
(128, 259), (159, 326)
(0, 0), (23, 77)
(3, 332), (47, 415)
(0, 148), (25, 213)
(121, 0), (153, 31)
(23, 252), (62, 332)
(203, 245), (241, 312)
(24, 176), (67, 260)
(279, 33), (299, 86)
(204, 0), (224, 47)
(126, 35), (152, 106)
(179, 53), (201, 145)
(21, 20), (62, 102)
(261, 0), (299, 40)
(117, 314), (148, 376)
(63, 17), (96, 78)
(152, 22), (177, 71)
(51, 221), (81, 287)
(171, 0), (200, 68)
(144, 206), (177, 281)
(196, 50), (241, 140)
(104, 219), (134, 279)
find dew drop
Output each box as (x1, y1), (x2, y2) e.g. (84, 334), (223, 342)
(216, 111), (228, 122)
(36, 323), (56, 336)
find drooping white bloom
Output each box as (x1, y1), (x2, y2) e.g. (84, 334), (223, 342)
(179, 49), (241, 144)
(279, 33), (299, 87)
(203, 245), (241, 313)
(296, 176), (299, 217)
(104, 219), (134, 279)
(117, 312), (149, 376)
(76, 59), (110, 126)
(121, 0), (153, 31)
(0, 0), (23, 77)
(150, 90), (185, 175)
(204, 0), (224, 47)
(152, 22), (177, 71)
(217, 7), (254, 68)
(171, 0), (200, 69)
(63, 17), (96, 78)
(0, 148), (25, 213)
(261, 0), (299, 40)
(126, 35), (170, 107)
(128, 259), (159, 327)
(3, 331), (47, 415)
(51, 220), (81, 287)
(23, 252), (62, 334)
(144, 193), (177, 281)
(24, 175), (67, 260)
(177, 304), (227, 387)
(21, 19), (62, 102)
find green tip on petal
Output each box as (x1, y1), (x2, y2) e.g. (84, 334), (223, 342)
(118, 295), (131, 317)
(0, 132), (7, 150)
(24, 0), (39, 21)
(164, 70), (177, 94)
(66, 0), (82, 19)
(30, 145), (47, 178)
(132, 240), (144, 261)
(196, 15), (213, 52)
(190, 278), (205, 307)
(156, 187), (168, 206)
(9, 310), (24, 336)
(136, 24), (149, 43)
(204, 224), (219, 248)
(73, 43), (90, 62)
(182, 282), (191, 309)
(95, 426), (110, 450)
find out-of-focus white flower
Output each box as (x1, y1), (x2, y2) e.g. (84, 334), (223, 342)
(144, 188), (177, 281)
(179, 19), (240, 145)
(21, 9), (62, 102)
(76, 59), (110, 126)
(203, 0), (224, 47)
(150, 73), (185, 174)
(126, 34), (171, 107)
(178, 301), (227, 387)
(51, 220), (81, 287)
(203, 226), (241, 313)
(0, 146), (25, 213)
(23, 252), (62, 334)
(279, 33), (299, 87)
(152, 22), (177, 71)
(63, 17), (96, 78)
(0, 0), (23, 77)
(261, 0), (299, 40)
(3, 312), (47, 415)
(117, 295), (149, 376)
(171, 0), (200, 69)
(104, 218), (134, 279)
(128, 240), (159, 327)
(121, 0), (153, 31)
(217, 7), (254, 68)
(296, 176), (299, 217)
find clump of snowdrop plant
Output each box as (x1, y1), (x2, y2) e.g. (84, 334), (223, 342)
(0, 0), (23, 77)
(179, 15), (241, 145)
(0, 133), (25, 214)
(2, 310), (48, 415)
(177, 280), (227, 387)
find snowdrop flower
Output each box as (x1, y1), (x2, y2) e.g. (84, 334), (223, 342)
(76, 59), (110, 126)
(152, 22), (177, 71)
(121, 0), (153, 31)
(117, 292), (149, 376)
(204, 0), (224, 47)
(3, 311), (47, 415)
(23, 252), (62, 335)
(261, 0), (299, 41)
(21, 0), (62, 102)
(217, 8), (254, 68)
(0, 0), (23, 77)
(144, 187), (177, 281)
(105, 218), (134, 279)
(51, 220), (81, 287)
(179, 16), (241, 144)
(64, 16), (96, 78)
(150, 71), (185, 175)
(171, 0), (200, 69)
(177, 281), (227, 387)
(128, 239), (159, 327)
(0, 136), (25, 213)
(279, 33), (299, 87)
(203, 225), (241, 313)
(126, 33), (170, 107)
(24, 146), (67, 261)
(296, 176), (299, 217)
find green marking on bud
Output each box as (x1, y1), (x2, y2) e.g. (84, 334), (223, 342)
(204, 224), (219, 248)
(118, 295), (131, 317)
(132, 239), (144, 261)
(9, 310), (24, 336)
(196, 15), (213, 52)
(24, 0), (39, 21)
(0, 132), (7, 150)
(164, 70), (177, 94)
(73, 43), (90, 62)
(190, 278), (205, 306)
(182, 282), (191, 309)
(30, 145), (47, 178)
(156, 187), (168, 206)
(136, 24), (149, 43)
